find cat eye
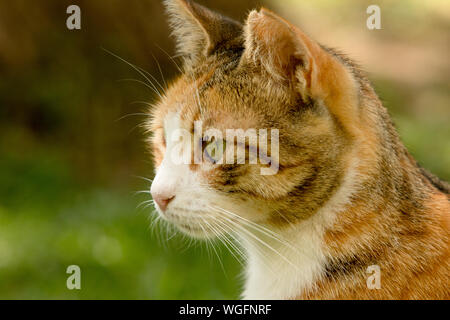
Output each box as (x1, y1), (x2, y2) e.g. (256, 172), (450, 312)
(203, 138), (225, 164)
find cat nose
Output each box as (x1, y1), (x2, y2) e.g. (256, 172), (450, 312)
(151, 191), (175, 212)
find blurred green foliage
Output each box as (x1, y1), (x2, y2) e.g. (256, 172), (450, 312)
(0, 0), (448, 299)
(0, 153), (240, 298)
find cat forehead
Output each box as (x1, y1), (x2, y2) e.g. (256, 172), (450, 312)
(154, 56), (298, 132)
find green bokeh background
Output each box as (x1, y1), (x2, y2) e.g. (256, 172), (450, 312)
(0, 0), (448, 299)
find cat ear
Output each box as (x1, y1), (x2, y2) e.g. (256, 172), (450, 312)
(241, 8), (310, 82)
(164, 0), (242, 69)
(241, 9), (358, 120)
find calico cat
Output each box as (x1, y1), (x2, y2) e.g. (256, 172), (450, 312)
(148, 0), (450, 299)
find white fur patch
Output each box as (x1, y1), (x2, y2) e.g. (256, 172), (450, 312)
(242, 156), (362, 300)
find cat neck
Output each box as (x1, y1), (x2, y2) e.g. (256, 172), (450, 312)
(241, 155), (362, 299)
(241, 140), (447, 299)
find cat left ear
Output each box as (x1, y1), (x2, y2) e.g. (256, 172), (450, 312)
(164, 0), (242, 70)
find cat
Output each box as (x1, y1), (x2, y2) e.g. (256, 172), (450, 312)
(147, 0), (450, 299)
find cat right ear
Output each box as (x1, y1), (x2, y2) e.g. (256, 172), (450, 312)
(241, 8), (360, 135)
(164, 0), (242, 70)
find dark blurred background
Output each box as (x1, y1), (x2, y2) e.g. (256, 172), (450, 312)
(0, 0), (448, 299)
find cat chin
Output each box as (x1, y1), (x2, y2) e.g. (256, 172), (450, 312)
(156, 208), (222, 240)
(174, 223), (216, 239)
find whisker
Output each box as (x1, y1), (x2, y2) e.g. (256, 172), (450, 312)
(102, 48), (164, 97)
(117, 79), (163, 100)
(138, 67), (165, 94)
(274, 208), (295, 228)
(134, 190), (151, 195)
(206, 218), (247, 266)
(155, 44), (183, 73)
(208, 210), (276, 273)
(211, 205), (298, 253)
(127, 121), (147, 135)
(129, 101), (155, 108)
(132, 175), (153, 183)
(137, 199), (154, 210)
(150, 51), (168, 89)
(208, 205), (298, 270)
(198, 220), (226, 274)
(115, 112), (148, 122)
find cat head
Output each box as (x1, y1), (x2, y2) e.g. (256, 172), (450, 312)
(148, 0), (375, 238)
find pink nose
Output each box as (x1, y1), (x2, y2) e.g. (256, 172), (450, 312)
(151, 192), (175, 212)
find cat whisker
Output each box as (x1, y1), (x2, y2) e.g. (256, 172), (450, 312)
(148, 214), (167, 248)
(117, 78), (163, 100)
(208, 206), (298, 271)
(211, 205), (299, 254)
(198, 219), (226, 274)
(126, 121), (148, 135)
(154, 43), (183, 74)
(134, 190), (151, 195)
(129, 101), (156, 108)
(137, 199), (154, 210)
(103, 48), (165, 96)
(215, 206), (324, 264)
(114, 112), (149, 123)
(133, 175), (153, 183)
(202, 218), (240, 263)
(150, 51), (168, 90)
(205, 218), (247, 266)
(207, 209), (279, 274)
(274, 208), (296, 228)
